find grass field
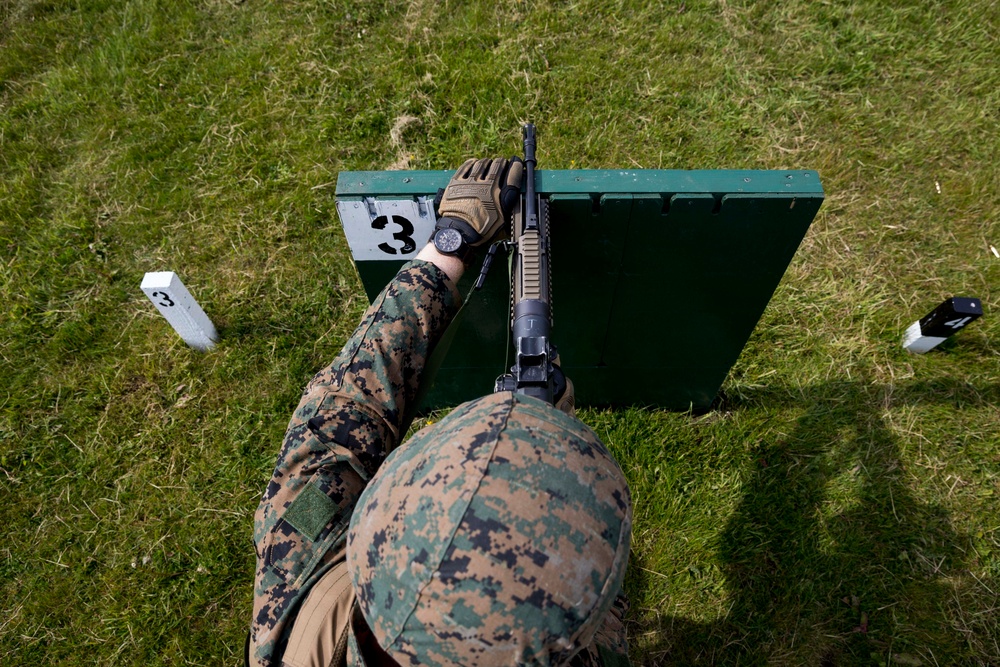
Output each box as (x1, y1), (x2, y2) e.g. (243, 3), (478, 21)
(2, 0), (999, 664)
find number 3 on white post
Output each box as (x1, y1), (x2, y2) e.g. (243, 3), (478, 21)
(140, 271), (219, 352)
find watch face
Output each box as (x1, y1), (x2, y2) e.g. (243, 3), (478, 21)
(434, 228), (464, 254)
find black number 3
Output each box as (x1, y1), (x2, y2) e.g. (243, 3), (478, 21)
(152, 291), (175, 307)
(371, 215), (416, 255)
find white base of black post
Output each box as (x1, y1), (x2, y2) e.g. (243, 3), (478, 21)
(901, 321), (948, 353)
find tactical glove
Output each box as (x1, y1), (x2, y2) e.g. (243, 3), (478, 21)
(435, 157), (523, 247)
(552, 354), (575, 417)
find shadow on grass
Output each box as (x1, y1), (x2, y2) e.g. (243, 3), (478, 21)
(635, 377), (1000, 666)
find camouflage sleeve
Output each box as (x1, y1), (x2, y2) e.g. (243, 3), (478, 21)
(251, 260), (462, 666)
(299, 259), (462, 476)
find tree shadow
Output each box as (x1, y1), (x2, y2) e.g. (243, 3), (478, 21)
(633, 377), (1000, 665)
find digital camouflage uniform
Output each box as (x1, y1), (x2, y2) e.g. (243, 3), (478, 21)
(252, 259), (631, 667)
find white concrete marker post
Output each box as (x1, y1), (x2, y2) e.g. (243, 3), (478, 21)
(140, 271), (219, 351)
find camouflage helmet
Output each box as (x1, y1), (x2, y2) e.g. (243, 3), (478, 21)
(346, 392), (632, 667)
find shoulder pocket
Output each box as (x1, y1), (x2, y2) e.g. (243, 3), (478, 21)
(261, 464), (364, 586)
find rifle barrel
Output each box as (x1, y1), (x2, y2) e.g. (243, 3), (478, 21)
(523, 124), (538, 231)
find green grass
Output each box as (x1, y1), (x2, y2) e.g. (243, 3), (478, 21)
(2, 0), (999, 664)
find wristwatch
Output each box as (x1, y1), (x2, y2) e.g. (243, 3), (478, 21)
(432, 226), (474, 264)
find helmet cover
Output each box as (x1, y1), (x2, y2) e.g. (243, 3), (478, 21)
(346, 392), (632, 666)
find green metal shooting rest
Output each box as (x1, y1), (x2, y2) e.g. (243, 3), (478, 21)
(336, 169), (823, 410)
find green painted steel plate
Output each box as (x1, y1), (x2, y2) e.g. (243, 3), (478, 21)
(336, 169), (823, 410)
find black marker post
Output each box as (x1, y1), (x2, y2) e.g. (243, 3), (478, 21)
(902, 297), (983, 353)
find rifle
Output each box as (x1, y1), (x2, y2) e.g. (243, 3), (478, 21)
(478, 124), (567, 405)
